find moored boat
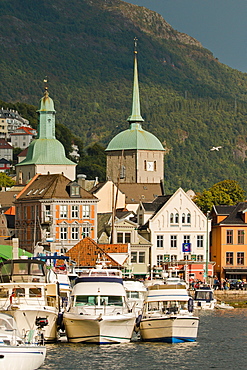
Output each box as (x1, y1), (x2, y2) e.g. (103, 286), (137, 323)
(194, 286), (217, 310)
(139, 284), (199, 343)
(63, 267), (136, 344)
(0, 312), (46, 370)
(0, 259), (60, 342)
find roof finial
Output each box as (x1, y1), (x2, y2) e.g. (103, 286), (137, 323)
(43, 76), (49, 97)
(134, 37), (138, 54)
(127, 38), (144, 124)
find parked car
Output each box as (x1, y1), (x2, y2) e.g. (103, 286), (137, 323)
(228, 279), (243, 290)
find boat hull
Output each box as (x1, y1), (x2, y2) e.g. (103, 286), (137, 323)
(64, 313), (136, 344)
(140, 315), (199, 343)
(0, 345), (46, 370)
(2, 308), (58, 342)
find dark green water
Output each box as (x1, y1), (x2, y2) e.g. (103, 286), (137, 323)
(40, 309), (247, 370)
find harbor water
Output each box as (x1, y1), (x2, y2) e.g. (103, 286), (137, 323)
(40, 309), (247, 370)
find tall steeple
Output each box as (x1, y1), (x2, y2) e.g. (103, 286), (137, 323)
(16, 79), (76, 183)
(127, 37), (144, 125)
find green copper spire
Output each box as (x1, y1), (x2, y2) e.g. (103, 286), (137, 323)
(17, 82), (75, 167)
(127, 38), (144, 124)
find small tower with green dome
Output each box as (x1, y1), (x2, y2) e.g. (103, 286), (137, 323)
(16, 83), (76, 184)
(105, 40), (165, 184)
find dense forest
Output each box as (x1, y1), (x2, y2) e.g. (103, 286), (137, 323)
(1, 0), (247, 193)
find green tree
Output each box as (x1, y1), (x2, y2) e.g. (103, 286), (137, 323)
(0, 173), (15, 189)
(194, 180), (245, 213)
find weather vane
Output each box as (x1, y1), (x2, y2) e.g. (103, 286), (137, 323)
(134, 37), (138, 54)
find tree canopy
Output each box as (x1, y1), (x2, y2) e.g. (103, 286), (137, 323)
(193, 180), (246, 213)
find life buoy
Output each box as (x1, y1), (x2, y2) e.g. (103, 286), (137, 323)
(188, 298), (194, 313)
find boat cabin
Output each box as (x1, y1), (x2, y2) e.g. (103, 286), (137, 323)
(0, 259), (46, 283)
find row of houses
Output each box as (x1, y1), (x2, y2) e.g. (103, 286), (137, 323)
(2, 172), (246, 282)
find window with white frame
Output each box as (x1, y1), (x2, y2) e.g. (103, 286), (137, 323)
(60, 227), (67, 240)
(238, 230), (244, 244)
(157, 255), (163, 266)
(197, 235), (204, 248)
(175, 213), (179, 223)
(184, 235), (190, 244)
(138, 251), (145, 263)
(131, 251), (137, 263)
(83, 205), (90, 218)
(170, 213), (174, 223)
(71, 205), (79, 218)
(171, 255), (177, 261)
(197, 255), (204, 261)
(60, 205), (67, 218)
(187, 213), (191, 224)
(82, 226), (90, 238)
(170, 235), (177, 248)
(71, 227), (79, 240)
(237, 252), (244, 265)
(157, 235), (164, 248)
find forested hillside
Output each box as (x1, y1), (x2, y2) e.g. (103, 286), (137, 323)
(1, 0), (247, 193)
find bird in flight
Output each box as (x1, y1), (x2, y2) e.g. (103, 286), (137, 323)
(210, 146), (222, 151)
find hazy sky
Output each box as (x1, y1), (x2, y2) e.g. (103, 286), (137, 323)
(126, 0), (247, 73)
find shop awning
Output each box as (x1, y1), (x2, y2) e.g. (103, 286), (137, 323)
(0, 245), (33, 262)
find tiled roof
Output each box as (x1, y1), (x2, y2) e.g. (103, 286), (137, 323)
(10, 126), (36, 135)
(16, 174), (97, 201)
(213, 205), (236, 215)
(218, 202), (247, 225)
(66, 237), (128, 267)
(118, 183), (164, 204)
(142, 195), (172, 214)
(0, 140), (13, 149)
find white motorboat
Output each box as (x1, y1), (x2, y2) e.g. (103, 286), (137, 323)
(139, 284), (199, 343)
(63, 267), (136, 344)
(0, 259), (60, 342)
(123, 279), (147, 314)
(194, 286), (217, 310)
(215, 302), (234, 310)
(0, 313), (46, 370)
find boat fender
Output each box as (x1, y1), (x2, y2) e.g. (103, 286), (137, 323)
(135, 314), (142, 328)
(188, 298), (194, 313)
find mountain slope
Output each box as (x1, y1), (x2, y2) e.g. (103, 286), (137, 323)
(1, 0), (247, 193)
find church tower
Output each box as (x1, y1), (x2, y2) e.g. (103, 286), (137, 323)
(16, 84), (76, 184)
(105, 41), (165, 184)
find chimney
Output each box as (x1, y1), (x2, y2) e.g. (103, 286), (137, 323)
(77, 174), (86, 189)
(12, 238), (19, 259)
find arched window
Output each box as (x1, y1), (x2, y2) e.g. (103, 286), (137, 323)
(175, 213), (179, 223)
(170, 213), (174, 223)
(187, 213), (191, 224)
(182, 213), (185, 223)
(154, 161), (157, 171)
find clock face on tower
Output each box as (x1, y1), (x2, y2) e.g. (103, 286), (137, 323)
(147, 161), (154, 171)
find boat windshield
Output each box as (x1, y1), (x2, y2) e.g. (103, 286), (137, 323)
(147, 301), (187, 313)
(195, 291), (212, 301)
(126, 291), (140, 299)
(75, 295), (123, 306)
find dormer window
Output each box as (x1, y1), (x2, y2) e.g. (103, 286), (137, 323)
(67, 181), (80, 197)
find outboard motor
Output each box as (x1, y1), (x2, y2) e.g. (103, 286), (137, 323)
(188, 298), (194, 313)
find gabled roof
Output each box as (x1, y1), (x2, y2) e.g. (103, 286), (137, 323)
(10, 126), (36, 135)
(213, 205), (236, 215)
(0, 140), (13, 149)
(65, 237), (128, 267)
(118, 183), (164, 204)
(142, 195), (172, 213)
(217, 202), (247, 225)
(16, 174), (97, 201)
